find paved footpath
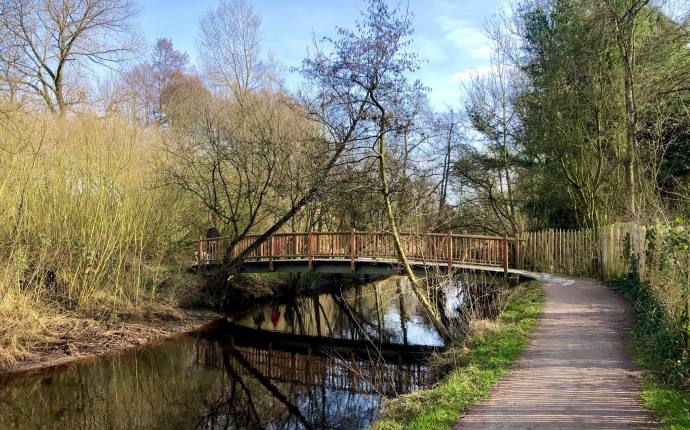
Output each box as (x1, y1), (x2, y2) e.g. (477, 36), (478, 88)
(455, 273), (657, 429)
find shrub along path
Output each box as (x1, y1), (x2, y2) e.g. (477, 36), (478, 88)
(455, 274), (657, 429)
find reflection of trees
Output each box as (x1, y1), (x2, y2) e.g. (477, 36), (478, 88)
(0, 338), (227, 429)
(2, 275), (475, 429)
(231, 277), (438, 348)
(194, 340), (429, 429)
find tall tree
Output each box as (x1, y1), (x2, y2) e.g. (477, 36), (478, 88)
(198, 0), (274, 104)
(605, 0), (651, 217)
(0, 0), (139, 114)
(122, 38), (189, 124)
(311, 0), (451, 340)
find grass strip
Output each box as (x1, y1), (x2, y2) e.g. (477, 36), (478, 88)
(609, 277), (690, 429)
(376, 280), (544, 430)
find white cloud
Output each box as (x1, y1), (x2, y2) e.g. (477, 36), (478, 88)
(435, 16), (492, 60)
(451, 66), (494, 84)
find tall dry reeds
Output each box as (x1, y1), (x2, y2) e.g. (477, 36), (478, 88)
(0, 110), (187, 367)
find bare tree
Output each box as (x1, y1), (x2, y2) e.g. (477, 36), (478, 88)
(434, 108), (463, 222)
(198, 0), (274, 103)
(161, 90), (291, 251)
(121, 38), (189, 124)
(310, 0), (451, 340)
(0, 0), (139, 115)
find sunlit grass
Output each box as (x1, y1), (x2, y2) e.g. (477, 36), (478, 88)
(377, 281), (543, 429)
(641, 379), (690, 429)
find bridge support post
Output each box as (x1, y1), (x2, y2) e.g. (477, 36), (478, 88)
(503, 233), (509, 275)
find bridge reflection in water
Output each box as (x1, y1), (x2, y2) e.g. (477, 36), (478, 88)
(197, 339), (429, 396)
(0, 276), (447, 430)
(191, 337), (430, 429)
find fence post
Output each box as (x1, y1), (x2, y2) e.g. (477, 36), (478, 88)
(515, 233), (521, 270)
(268, 235), (274, 272)
(351, 229), (357, 272)
(503, 233), (509, 275)
(308, 232), (313, 272)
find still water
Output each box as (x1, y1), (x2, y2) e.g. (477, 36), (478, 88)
(0, 276), (467, 430)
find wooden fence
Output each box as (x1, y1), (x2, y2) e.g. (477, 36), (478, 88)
(198, 231), (523, 272)
(197, 223), (668, 281)
(519, 223), (647, 278)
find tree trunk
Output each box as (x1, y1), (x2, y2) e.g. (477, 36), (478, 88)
(377, 118), (452, 342)
(221, 139), (349, 272)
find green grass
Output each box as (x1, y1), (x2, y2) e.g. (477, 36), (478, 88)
(634, 341), (690, 429)
(608, 277), (690, 429)
(377, 281), (544, 430)
(640, 378), (690, 429)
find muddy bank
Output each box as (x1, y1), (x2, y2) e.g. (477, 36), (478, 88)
(0, 310), (219, 382)
(1, 271), (380, 381)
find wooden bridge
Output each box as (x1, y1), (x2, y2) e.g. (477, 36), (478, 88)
(197, 231), (525, 275)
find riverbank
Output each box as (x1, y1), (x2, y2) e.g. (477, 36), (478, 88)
(376, 280), (543, 429)
(0, 310), (218, 381)
(0, 270), (377, 379)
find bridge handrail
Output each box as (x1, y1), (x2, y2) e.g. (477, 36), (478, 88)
(197, 231), (525, 273)
(198, 231), (526, 242)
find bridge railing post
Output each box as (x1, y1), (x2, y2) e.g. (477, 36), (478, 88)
(197, 236), (203, 264)
(350, 229), (356, 272)
(447, 230), (453, 271)
(503, 233), (509, 275)
(308, 232), (313, 272)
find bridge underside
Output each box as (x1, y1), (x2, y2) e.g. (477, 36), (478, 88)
(197, 258), (518, 278)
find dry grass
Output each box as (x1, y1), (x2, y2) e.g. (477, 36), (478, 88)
(0, 110), (195, 370)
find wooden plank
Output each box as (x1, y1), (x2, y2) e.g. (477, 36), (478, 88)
(515, 233), (521, 270)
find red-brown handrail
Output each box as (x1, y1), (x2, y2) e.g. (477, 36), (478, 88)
(197, 231), (525, 273)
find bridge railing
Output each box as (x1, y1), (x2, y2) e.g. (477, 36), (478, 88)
(198, 231), (525, 272)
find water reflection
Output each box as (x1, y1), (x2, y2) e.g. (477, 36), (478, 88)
(229, 276), (444, 347)
(0, 276), (448, 430)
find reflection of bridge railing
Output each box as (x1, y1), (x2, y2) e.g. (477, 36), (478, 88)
(198, 231), (525, 273)
(196, 342), (429, 395)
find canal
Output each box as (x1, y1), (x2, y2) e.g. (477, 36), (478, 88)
(0, 275), (498, 429)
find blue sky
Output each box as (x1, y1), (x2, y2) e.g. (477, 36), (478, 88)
(139, 0), (505, 110)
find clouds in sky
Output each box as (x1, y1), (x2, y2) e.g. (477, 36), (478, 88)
(451, 66), (494, 85)
(410, 0), (503, 108)
(435, 16), (492, 60)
